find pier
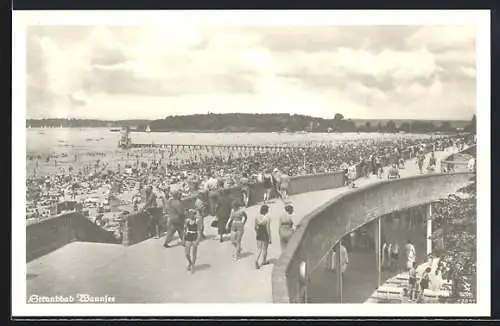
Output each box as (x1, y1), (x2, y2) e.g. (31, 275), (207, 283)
(128, 143), (317, 151)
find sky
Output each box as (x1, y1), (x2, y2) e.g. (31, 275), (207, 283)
(26, 25), (476, 120)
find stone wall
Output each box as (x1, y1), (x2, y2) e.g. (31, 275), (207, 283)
(26, 212), (119, 262)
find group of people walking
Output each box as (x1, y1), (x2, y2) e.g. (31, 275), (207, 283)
(136, 167), (297, 273)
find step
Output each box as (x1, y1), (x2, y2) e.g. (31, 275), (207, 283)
(370, 292), (403, 303)
(387, 278), (408, 285)
(375, 285), (404, 301)
(423, 289), (451, 299)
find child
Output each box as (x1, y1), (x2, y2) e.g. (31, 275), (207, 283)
(408, 262), (418, 302)
(417, 267), (432, 303)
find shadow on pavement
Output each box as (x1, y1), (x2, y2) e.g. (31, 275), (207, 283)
(239, 251), (254, 259)
(194, 263), (211, 272)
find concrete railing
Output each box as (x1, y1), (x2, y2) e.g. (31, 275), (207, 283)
(26, 212), (120, 262)
(440, 145), (476, 172)
(271, 172), (474, 303)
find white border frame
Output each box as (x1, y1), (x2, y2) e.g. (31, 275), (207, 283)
(12, 10), (491, 317)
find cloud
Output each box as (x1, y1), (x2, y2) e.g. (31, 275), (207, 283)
(256, 26), (419, 53)
(26, 25), (476, 120)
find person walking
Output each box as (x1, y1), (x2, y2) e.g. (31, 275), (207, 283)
(216, 188), (232, 243)
(163, 190), (185, 248)
(390, 241), (400, 272)
(194, 190), (208, 239)
(348, 161), (357, 188)
(279, 171), (290, 201)
(159, 185), (171, 236)
(331, 243), (349, 275)
(278, 202), (295, 252)
(417, 153), (425, 174)
(405, 239), (416, 271)
(417, 267), (432, 303)
(340, 162), (349, 185)
(272, 168), (281, 190)
(255, 204), (272, 269)
(408, 261), (418, 302)
(262, 171), (273, 203)
(239, 173), (251, 208)
(386, 242), (392, 270)
(142, 185), (160, 239)
(183, 209), (202, 273)
(226, 201), (248, 262)
(131, 182), (142, 211)
(375, 156), (383, 179)
(204, 173), (219, 216)
(427, 152), (437, 173)
(381, 242), (388, 270)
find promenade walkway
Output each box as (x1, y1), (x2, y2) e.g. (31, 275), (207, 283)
(27, 148), (457, 303)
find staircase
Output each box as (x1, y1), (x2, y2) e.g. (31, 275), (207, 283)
(364, 259), (452, 304)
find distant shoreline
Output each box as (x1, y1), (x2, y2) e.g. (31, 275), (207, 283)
(34, 127), (467, 133)
(26, 127), (455, 135)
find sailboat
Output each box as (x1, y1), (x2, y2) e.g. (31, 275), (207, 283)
(146, 125), (151, 133)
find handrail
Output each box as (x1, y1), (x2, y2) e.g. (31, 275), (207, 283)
(271, 171), (474, 303)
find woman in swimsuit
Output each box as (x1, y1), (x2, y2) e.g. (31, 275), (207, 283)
(255, 204), (271, 269)
(183, 209), (202, 274)
(279, 172), (290, 201)
(226, 201), (248, 262)
(279, 203), (295, 251)
(262, 172), (273, 203)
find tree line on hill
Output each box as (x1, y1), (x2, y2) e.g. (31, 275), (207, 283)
(143, 113), (476, 134)
(26, 114), (476, 134)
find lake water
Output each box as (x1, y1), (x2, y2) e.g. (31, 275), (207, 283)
(26, 128), (431, 155)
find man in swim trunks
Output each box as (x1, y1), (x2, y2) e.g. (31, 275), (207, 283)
(142, 185), (160, 239)
(239, 173), (251, 208)
(163, 190), (185, 248)
(216, 188), (232, 243)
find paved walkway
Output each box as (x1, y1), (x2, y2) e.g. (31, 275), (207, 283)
(27, 148), (457, 303)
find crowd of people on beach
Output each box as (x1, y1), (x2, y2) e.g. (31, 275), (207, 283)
(25, 133), (475, 273)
